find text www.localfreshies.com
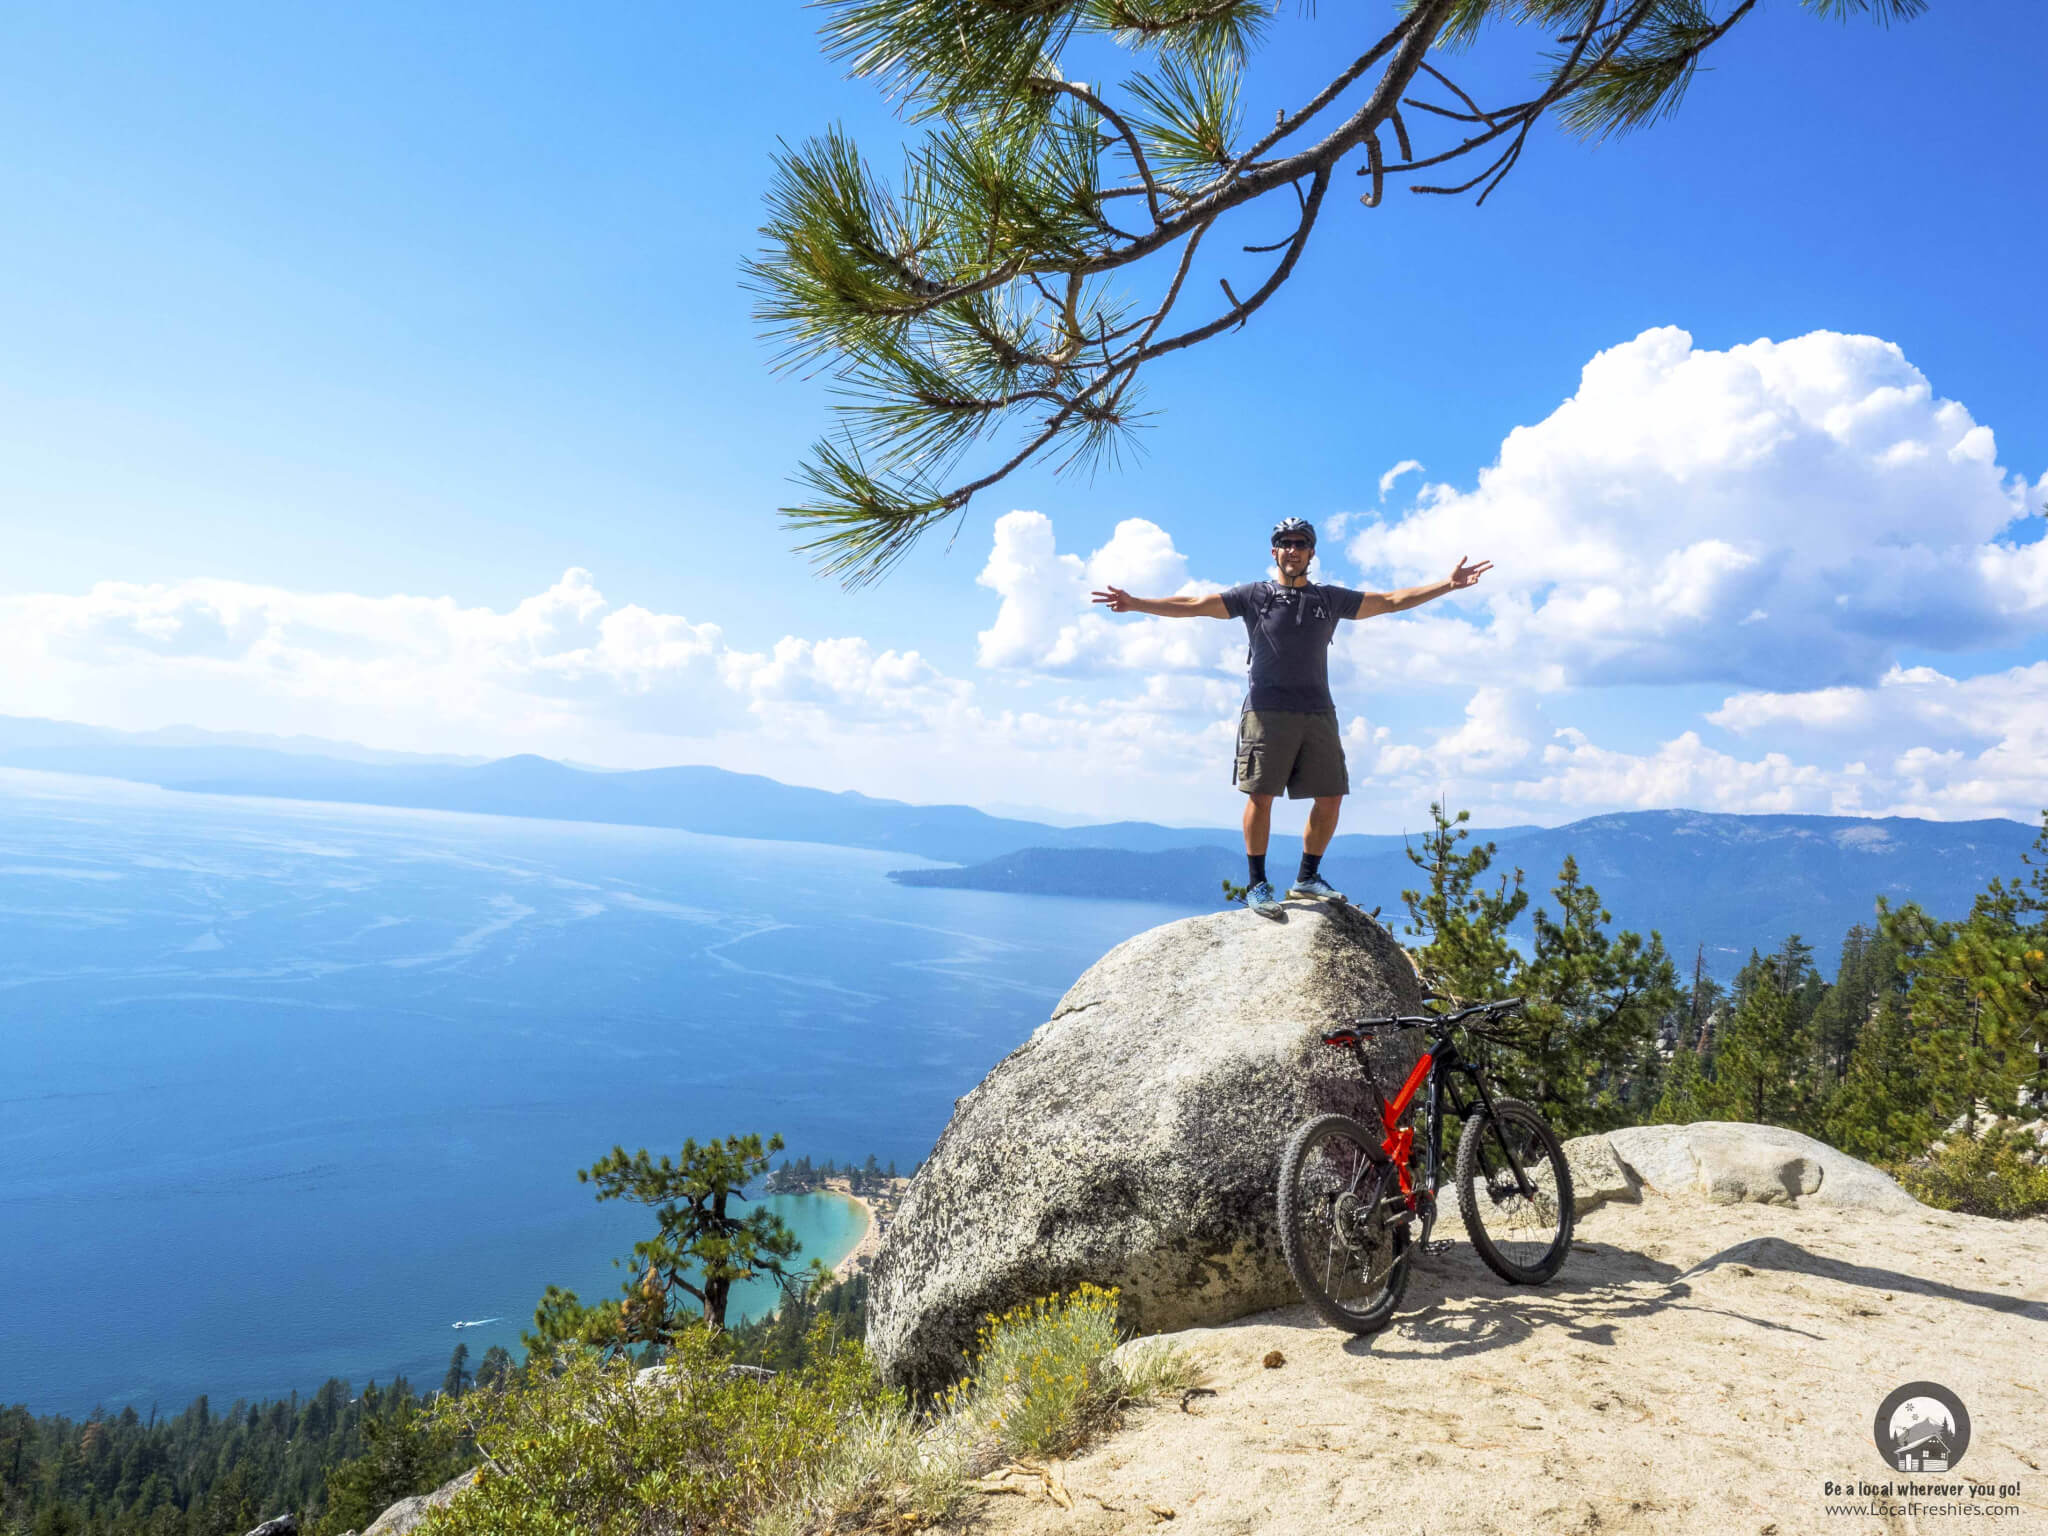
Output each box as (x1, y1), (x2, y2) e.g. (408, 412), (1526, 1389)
(1824, 1500), (2025, 1519)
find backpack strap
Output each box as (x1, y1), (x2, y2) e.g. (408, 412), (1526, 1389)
(1246, 580), (1275, 668)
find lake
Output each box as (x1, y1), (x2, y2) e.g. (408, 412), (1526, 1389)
(0, 768), (1200, 1415)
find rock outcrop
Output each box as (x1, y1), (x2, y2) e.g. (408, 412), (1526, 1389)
(1597, 1120), (1918, 1211)
(967, 1129), (2046, 1536)
(867, 901), (1424, 1393)
(339, 1471), (475, 1536)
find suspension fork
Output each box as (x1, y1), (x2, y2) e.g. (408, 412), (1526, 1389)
(1463, 1059), (1540, 1200)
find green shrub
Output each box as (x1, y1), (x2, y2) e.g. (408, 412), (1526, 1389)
(943, 1285), (1121, 1459)
(941, 1285), (1207, 1463)
(752, 1401), (964, 1536)
(1889, 1123), (2048, 1220)
(1106, 1334), (1209, 1402)
(409, 1287), (1204, 1535)
(313, 1394), (470, 1535)
(417, 1320), (887, 1536)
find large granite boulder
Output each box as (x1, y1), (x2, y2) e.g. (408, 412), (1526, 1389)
(1599, 1122), (1918, 1212)
(867, 901), (1424, 1393)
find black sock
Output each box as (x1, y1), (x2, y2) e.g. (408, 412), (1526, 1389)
(1247, 853), (1267, 886)
(1298, 852), (1322, 883)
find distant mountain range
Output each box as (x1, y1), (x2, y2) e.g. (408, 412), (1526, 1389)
(3, 714), (2036, 976)
(0, 715), (1480, 868)
(891, 813), (2040, 976)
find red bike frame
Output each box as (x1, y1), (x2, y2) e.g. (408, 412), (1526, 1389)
(1322, 1012), (1519, 1222)
(1380, 1048), (1433, 1203)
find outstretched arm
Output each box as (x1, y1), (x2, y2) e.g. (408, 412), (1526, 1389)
(1351, 557), (1491, 620)
(1091, 586), (1229, 619)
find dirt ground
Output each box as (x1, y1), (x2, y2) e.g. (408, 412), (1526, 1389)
(964, 1195), (2048, 1536)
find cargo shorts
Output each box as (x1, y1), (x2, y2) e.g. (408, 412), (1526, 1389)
(1233, 708), (1349, 799)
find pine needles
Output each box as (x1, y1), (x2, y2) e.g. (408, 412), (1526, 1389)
(756, 0), (1928, 582)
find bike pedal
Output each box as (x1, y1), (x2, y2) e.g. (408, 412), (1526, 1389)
(1424, 1239), (1453, 1255)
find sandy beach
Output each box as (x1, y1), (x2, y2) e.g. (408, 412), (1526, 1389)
(821, 1176), (907, 1281)
(830, 1188), (877, 1280)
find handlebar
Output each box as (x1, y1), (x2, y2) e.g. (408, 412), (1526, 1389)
(1320, 996), (1524, 1047)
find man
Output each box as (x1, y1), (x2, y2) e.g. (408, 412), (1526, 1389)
(1092, 517), (1491, 912)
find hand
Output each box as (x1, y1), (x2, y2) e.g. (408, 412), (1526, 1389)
(1091, 585), (1137, 612)
(1448, 556), (1492, 589)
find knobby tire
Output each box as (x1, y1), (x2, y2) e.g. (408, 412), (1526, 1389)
(1277, 1113), (1413, 1334)
(1454, 1097), (1574, 1284)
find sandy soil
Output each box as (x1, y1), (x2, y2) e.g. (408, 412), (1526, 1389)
(965, 1196), (2048, 1536)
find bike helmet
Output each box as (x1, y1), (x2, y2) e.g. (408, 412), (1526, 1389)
(1270, 517), (1316, 547)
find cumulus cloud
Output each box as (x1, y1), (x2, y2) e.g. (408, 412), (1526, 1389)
(1335, 688), (1859, 820)
(975, 510), (1240, 677)
(1348, 327), (2047, 691)
(1328, 658), (2048, 824)
(1704, 663), (2048, 817)
(0, 569), (962, 753)
(0, 565), (1246, 819)
(968, 332), (2048, 707)
(8, 329), (2044, 829)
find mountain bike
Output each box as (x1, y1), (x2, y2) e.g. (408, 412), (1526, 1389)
(1276, 997), (1575, 1334)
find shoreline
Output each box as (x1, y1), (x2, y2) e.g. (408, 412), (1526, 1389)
(806, 1175), (906, 1281)
(825, 1187), (879, 1280)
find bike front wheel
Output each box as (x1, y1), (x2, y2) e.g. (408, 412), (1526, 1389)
(1277, 1113), (1413, 1334)
(1454, 1097), (1574, 1283)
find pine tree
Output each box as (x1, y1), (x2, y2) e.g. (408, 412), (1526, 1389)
(472, 1347), (513, 1393)
(1704, 941), (1816, 1129)
(1880, 899), (2018, 1136)
(577, 1133), (817, 1334)
(1810, 924), (1879, 1082)
(1510, 855), (1680, 1136)
(1398, 800), (1526, 1002)
(1650, 1042), (1710, 1125)
(1823, 984), (1929, 1160)
(439, 1345), (470, 1401)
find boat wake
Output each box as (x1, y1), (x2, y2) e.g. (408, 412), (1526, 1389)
(451, 1317), (502, 1329)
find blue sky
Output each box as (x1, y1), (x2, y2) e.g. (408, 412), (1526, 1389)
(2, 2), (2043, 829)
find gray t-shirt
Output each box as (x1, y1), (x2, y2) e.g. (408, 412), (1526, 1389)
(1221, 580), (1363, 713)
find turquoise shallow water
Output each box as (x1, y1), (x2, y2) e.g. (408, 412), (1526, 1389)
(0, 769), (1198, 1415)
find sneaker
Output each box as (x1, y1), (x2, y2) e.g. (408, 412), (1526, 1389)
(1288, 874), (1346, 903)
(1245, 880), (1283, 914)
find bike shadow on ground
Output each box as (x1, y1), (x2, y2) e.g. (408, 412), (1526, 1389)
(1317, 1232), (1829, 1362)
(1680, 1233), (2046, 1321)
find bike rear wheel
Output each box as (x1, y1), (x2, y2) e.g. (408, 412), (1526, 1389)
(1454, 1097), (1574, 1283)
(1277, 1113), (1413, 1334)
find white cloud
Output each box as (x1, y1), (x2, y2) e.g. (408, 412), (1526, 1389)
(1378, 459), (1425, 499)
(975, 510), (1238, 677)
(1348, 327), (2047, 691)
(7, 328), (2044, 831)
(1702, 663), (2048, 816)
(1, 569), (963, 754)
(7, 552), (2047, 829)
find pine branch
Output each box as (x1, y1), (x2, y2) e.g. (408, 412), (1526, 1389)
(761, 0), (1924, 581)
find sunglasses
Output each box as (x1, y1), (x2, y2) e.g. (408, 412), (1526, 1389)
(1273, 539), (1313, 551)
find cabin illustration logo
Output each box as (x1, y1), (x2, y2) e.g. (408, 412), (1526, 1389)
(1872, 1382), (1971, 1474)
